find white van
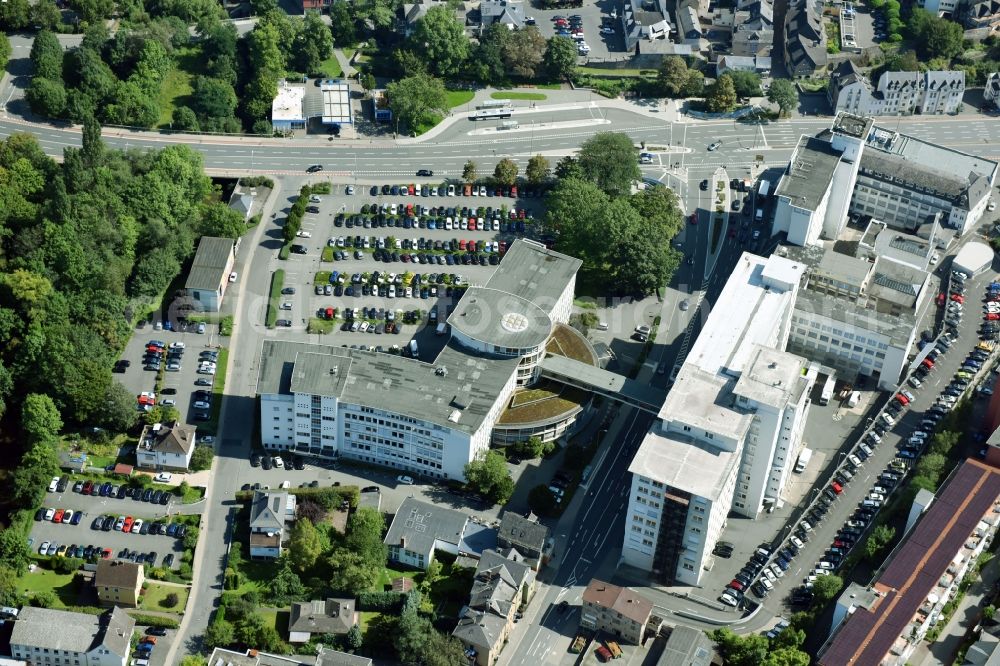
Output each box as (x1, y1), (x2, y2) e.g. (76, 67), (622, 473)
(409, 340), (420, 358)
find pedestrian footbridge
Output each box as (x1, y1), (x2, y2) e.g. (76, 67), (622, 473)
(539, 355), (667, 415)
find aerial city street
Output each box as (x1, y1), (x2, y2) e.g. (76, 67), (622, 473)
(2, 2), (1000, 666)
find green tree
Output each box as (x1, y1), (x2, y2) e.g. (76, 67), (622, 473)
(237, 612), (286, 652)
(203, 614), (235, 650)
(710, 628), (770, 666)
(577, 132), (640, 197)
(543, 36), (577, 80)
(328, 548), (381, 592)
(26, 78), (68, 118)
(330, 2), (357, 46)
(463, 160), (478, 182)
(985, 605), (996, 620)
(22, 393), (63, 445)
(683, 69), (705, 96)
(14, 442), (59, 507)
(0, 529), (31, 574)
(100, 381), (138, 431)
(360, 72), (376, 93)
(707, 73), (738, 112)
(191, 76), (238, 119)
(0, 565), (22, 606)
(917, 452), (946, 481)
(526, 154), (551, 184)
(386, 73), (447, 134)
(909, 9), (964, 60)
(295, 10), (334, 75)
(345, 507), (387, 566)
(31, 31), (64, 81)
(289, 517), (323, 573)
(267, 558), (306, 605)
(0, 34), (10, 74)
(504, 26), (546, 78)
(811, 573), (843, 602)
(767, 78), (798, 116)
(727, 70), (762, 98)
(72, 0), (115, 23)
(345, 623), (363, 650)
(31, 1), (62, 30)
(931, 430), (960, 456)
(172, 106), (200, 131)
(494, 158), (519, 186)
(411, 5), (469, 78)
(657, 56), (690, 97)
(189, 445), (215, 471)
(528, 484), (558, 515)
(30, 590), (58, 608)
(764, 648), (811, 666)
(0, 0), (31, 31)
(180, 656), (207, 666)
(864, 524), (896, 558)
(464, 450), (515, 504)
(554, 155), (582, 180)
(199, 201), (245, 238)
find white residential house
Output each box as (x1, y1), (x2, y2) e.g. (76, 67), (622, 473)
(135, 421), (197, 471)
(830, 65), (965, 116)
(249, 491), (296, 560)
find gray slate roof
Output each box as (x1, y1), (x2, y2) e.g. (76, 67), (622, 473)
(784, 0), (827, 75)
(185, 236), (234, 291)
(288, 598), (356, 635)
(316, 648), (373, 666)
(256, 340), (519, 436)
(658, 625), (715, 666)
(11, 606), (134, 658)
(498, 511), (548, 552)
(453, 549), (531, 650)
(249, 491), (288, 532)
(384, 496), (468, 559)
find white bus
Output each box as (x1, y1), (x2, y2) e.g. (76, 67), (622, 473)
(470, 109), (512, 120)
(477, 100), (513, 110)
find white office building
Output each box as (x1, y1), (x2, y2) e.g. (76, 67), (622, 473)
(256, 240), (582, 480)
(773, 113), (997, 242)
(623, 253), (816, 585)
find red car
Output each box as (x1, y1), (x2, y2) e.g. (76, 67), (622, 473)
(951, 294), (965, 303)
(936, 293), (946, 306)
(895, 393), (909, 406)
(122, 516), (134, 533)
(987, 313), (1000, 321)
(52, 509), (64, 523)
(469, 219), (477, 231)
(407, 184), (415, 195)
(325, 307), (334, 320)
(101, 548), (112, 559)
(82, 480), (93, 494)
(830, 481), (843, 494)
(728, 579), (745, 591)
(922, 358), (935, 369)
(459, 239), (467, 251)
(510, 185), (518, 197)
(499, 241), (507, 253)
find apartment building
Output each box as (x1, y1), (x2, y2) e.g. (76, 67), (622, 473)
(820, 459), (1000, 665)
(9, 607), (135, 666)
(623, 253), (815, 585)
(830, 65), (965, 117)
(94, 560), (144, 608)
(580, 580), (653, 644)
(784, 0), (827, 77)
(256, 240), (582, 481)
(774, 113), (997, 241)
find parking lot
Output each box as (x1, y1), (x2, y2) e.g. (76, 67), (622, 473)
(273, 183), (548, 351)
(31, 488), (188, 569)
(529, 8), (623, 61)
(116, 325), (222, 430)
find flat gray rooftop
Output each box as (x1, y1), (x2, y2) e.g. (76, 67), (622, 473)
(816, 249), (872, 287)
(629, 426), (740, 501)
(484, 239), (581, 312)
(449, 286), (552, 351)
(775, 135), (843, 212)
(795, 289), (915, 346)
(256, 340), (519, 434)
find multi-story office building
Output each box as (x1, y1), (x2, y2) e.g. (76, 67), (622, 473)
(773, 113), (997, 241)
(623, 253), (816, 585)
(256, 239), (582, 480)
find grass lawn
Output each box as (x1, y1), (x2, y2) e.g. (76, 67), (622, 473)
(445, 89), (475, 108)
(314, 271), (332, 287)
(157, 46), (200, 128)
(374, 566), (420, 590)
(491, 91), (547, 101)
(259, 608), (290, 635)
(18, 566), (78, 608)
(58, 432), (130, 471)
(140, 582), (189, 612)
(233, 556), (277, 596)
(307, 317), (335, 334)
(359, 610), (382, 631)
(536, 82), (563, 89)
(577, 66), (655, 78)
(205, 347), (229, 435)
(318, 54), (343, 78)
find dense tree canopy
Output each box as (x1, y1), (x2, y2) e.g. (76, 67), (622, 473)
(386, 74), (448, 133)
(411, 6), (470, 78)
(543, 36), (578, 81)
(909, 9), (965, 60)
(464, 450), (515, 504)
(576, 132), (641, 197)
